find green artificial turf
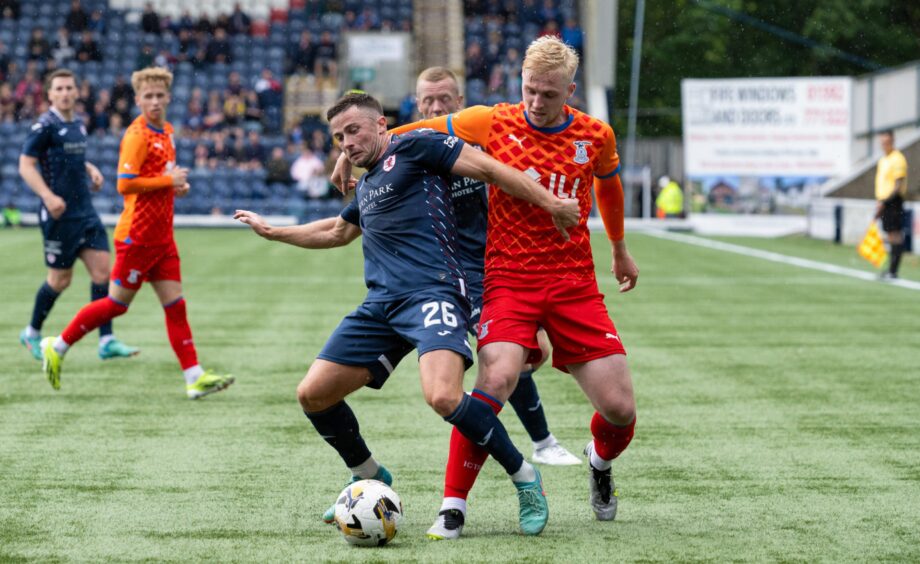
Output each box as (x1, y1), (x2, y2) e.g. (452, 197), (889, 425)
(1, 227), (918, 562)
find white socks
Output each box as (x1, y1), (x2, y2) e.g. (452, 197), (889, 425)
(532, 433), (557, 450)
(440, 497), (467, 515)
(588, 441), (612, 470)
(349, 456), (380, 480)
(510, 460), (537, 483)
(24, 326), (40, 339)
(183, 365), (204, 384)
(99, 335), (115, 347)
(53, 336), (70, 356)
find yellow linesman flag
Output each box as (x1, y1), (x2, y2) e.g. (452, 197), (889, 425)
(858, 223), (888, 268)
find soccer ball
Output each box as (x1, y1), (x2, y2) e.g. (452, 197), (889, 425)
(333, 479), (403, 547)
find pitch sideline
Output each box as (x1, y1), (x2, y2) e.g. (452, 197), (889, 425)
(642, 230), (920, 292)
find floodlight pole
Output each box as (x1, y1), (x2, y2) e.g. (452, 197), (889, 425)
(624, 0), (647, 218)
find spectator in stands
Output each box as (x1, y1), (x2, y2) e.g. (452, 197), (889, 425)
(88, 10), (106, 35)
(0, 0), (20, 20)
(205, 27), (232, 64)
(14, 65), (42, 111)
(538, 0), (559, 25)
(244, 130), (266, 169)
(193, 143), (210, 170)
(223, 92), (245, 127)
(465, 42), (489, 82)
(111, 75), (133, 107)
(52, 28), (76, 66)
(289, 31), (316, 76)
(226, 71), (243, 96)
(136, 44), (155, 69)
(203, 92), (225, 131)
(355, 7), (380, 30)
(290, 144), (326, 197)
(141, 3), (161, 35)
(154, 49), (176, 71)
(309, 128), (330, 158)
(175, 9), (196, 34)
(27, 28), (52, 62)
(265, 147), (292, 185)
(209, 131), (234, 167)
(561, 18), (583, 56)
(499, 46), (522, 99)
(76, 30), (103, 62)
(176, 28), (197, 62)
(65, 0), (89, 34)
(485, 30), (503, 66)
(111, 97), (131, 125)
(196, 15), (213, 36)
(231, 134), (247, 166)
(520, 0), (542, 26)
(183, 99), (205, 136)
(0, 40), (10, 81)
(191, 45), (208, 70)
(108, 113), (124, 136)
(229, 3), (251, 36)
(313, 31), (338, 83)
(538, 19), (561, 39)
(89, 98), (109, 135)
(243, 90), (263, 128)
(16, 92), (37, 121)
(78, 78), (95, 109)
(0, 83), (15, 122)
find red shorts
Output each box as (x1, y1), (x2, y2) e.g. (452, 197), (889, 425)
(111, 240), (181, 290)
(477, 273), (626, 372)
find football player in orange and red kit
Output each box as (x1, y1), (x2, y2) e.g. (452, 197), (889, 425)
(373, 37), (640, 537)
(40, 67), (234, 400)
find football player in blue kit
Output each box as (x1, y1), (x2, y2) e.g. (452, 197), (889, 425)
(234, 92), (579, 537)
(18, 69), (137, 361)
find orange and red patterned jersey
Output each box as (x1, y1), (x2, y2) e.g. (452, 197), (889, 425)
(113, 115), (176, 245)
(402, 103), (620, 279)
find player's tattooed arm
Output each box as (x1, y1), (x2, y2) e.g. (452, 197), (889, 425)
(450, 143), (580, 240)
(19, 154), (66, 219)
(234, 211), (361, 249)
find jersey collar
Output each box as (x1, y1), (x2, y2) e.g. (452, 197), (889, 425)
(523, 107), (574, 134)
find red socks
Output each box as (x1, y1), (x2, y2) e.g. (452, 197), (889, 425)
(163, 298), (198, 370)
(591, 412), (635, 461)
(61, 297), (128, 346)
(443, 390), (501, 499)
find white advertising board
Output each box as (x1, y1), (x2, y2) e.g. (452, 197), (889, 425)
(682, 77), (852, 177)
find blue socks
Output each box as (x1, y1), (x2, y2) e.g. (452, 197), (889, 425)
(508, 370), (550, 442)
(445, 394), (524, 475)
(305, 401), (373, 468)
(30, 282), (60, 332)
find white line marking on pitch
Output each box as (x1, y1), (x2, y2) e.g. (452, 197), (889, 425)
(643, 230), (920, 292)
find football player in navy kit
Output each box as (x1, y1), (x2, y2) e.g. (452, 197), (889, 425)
(235, 92), (578, 537)
(19, 69), (137, 362)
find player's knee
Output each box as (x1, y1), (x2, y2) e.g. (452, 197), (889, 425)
(47, 272), (72, 292)
(424, 389), (462, 417)
(598, 398), (635, 426)
(296, 381), (324, 412)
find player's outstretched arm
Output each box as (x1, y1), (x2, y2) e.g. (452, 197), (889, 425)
(117, 166), (188, 195)
(19, 154), (66, 219)
(234, 210), (361, 249)
(451, 143), (580, 239)
(595, 175), (638, 292)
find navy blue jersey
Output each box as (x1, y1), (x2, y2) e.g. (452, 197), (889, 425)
(341, 129), (466, 302)
(21, 110), (94, 220)
(449, 170), (488, 280)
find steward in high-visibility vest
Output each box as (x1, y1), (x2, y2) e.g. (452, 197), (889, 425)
(656, 176), (684, 218)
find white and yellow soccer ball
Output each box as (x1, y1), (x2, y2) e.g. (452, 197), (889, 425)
(333, 479), (403, 547)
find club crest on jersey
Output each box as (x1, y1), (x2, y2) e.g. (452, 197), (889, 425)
(383, 154), (396, 172)
(573, 141), (592, 164)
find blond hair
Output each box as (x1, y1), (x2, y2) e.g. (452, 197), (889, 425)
(131, 67), (173, 92)
(523, 36), (579, 82)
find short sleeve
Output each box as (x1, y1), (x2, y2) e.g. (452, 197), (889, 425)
(891, 152), (908, 178)
(21, 121), (51, 158)
(401, 130), (465, 175)
(445, 105), (494, 147)
(594, 125), (621, 179)
(117, 128), (147, 179)
(341, 197), (360, 225)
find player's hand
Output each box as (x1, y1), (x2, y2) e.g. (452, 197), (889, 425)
(330, 152), (357, 194)
(174, 182), (191, 198)
(43, 194), (67, 219)
(168, 166), (190, 187)
(86, 163), (104, 192)
(611, 241), (639, 293)
(234, 209), (273, 240)
(550, 198), (580, 241)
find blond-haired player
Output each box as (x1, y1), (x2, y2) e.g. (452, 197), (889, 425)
(40, 67), (234, 399)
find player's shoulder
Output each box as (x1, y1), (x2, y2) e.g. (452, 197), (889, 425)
(570, 106), (615, 138)
(30, 111), (57, 130)
(393, 128), (455, 153)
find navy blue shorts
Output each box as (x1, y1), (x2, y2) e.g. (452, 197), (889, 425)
(467, 274), (484, 337)
(317, 289), (474, 389)
(40, 215), (110, 269)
